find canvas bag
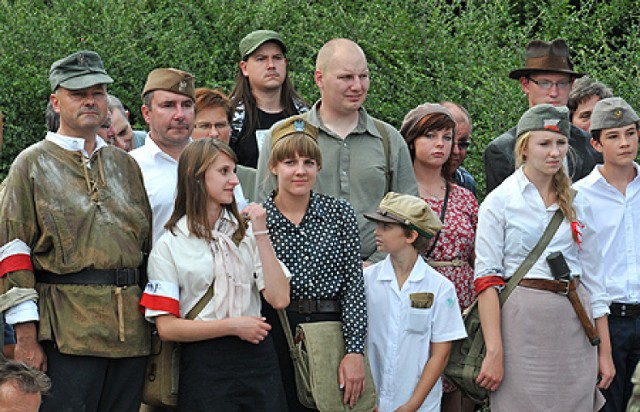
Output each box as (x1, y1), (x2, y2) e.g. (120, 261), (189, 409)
(141, 283), (214, 407)
(444, 209), (564, 404)
(277, 310), (377, 411)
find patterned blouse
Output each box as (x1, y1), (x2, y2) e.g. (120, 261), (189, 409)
(264, 191), (366, 353)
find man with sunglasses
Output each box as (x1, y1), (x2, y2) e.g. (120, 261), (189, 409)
(442, 101), (477, 197)
(484, 38), (601, 193)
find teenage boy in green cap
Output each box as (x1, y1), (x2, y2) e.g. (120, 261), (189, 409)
(0, 50), (152, 411)
(574, 97), (640, 412)
(364, 192), (467, 412)
(230, 29), (308, 168)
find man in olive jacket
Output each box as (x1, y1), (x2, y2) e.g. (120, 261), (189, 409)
(0, 51), (152, 411)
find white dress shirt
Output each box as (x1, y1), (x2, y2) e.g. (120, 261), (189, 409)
(573, 163), (640, 304)
(131, 135), (247, 245)
(475, 167), (610, 318)
(365, 256), (466, 412)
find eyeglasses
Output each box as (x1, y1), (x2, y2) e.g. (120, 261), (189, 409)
(456, 141), (471, 150)
(196, 122), (230, 131)
(527, 77), (572, 90)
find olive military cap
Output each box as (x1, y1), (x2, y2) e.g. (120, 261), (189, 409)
(590, 97), (639, 132)
(516, 104), (571, 140)
(141, 68), (195, 100)
(49, 51), (113, 92)
(240, 30), (287, 59)
(364, 192), (442, 239)
(271, 115), (318, 147)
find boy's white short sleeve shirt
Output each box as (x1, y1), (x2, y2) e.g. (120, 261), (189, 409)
(365, 256), (467, 412)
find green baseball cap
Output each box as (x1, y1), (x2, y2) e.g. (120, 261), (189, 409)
(364, 192), (442, 239)
(590, 97), (639, 132)
(516, 104), (571, 140)
(49, 51), (113, 92)
(239, 30), (287, 59)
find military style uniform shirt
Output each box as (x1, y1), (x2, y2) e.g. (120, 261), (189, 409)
(255, 101), (419, 263)
(573, 163), (640, 304)
(475, 167), (610, 318)
(264, 191), (366, 353)
(0, 132), (152, 357)
(141, 214), (290, 321)
(365, 256), (466, 412)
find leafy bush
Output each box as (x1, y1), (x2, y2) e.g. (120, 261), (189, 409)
(1, 0), (638, 197)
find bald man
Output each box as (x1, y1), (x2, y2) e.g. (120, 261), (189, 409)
(440, 101), (477, 196)
(256, 38), (418, 263)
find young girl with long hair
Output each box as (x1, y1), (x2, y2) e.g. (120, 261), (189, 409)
(474, 105), (614, 411)
(140, 138), (290, 411)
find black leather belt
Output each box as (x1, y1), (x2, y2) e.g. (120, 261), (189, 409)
(610, 302), (640, 318)
(288, 299), (340, 314)
(36, 268), (139, 287)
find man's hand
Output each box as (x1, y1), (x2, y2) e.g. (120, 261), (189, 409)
(14, 322), (46, 371)
(338, 352), (365, 407)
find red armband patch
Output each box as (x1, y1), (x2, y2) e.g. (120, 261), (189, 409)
(474, 276), (505, 294)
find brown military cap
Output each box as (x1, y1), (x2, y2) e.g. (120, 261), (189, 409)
(509, 39), (584, 80)
(364, 192), (442, 239)
(271, 115), (318, 147)
(141, 68), (195, 100)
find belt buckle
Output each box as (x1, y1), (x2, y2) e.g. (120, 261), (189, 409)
(558, 279), (570, 296)
(115, 268), (135, 287)
(297, 300), (316, 314)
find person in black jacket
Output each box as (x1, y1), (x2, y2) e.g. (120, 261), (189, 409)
(483, 39), (601, 194)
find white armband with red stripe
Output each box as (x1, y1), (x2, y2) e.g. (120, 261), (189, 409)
(140, 280), (180, 321)
(0, 239), (34, 277)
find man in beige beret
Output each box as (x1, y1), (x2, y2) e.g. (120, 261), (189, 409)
(0, 50), (152, 411)
(130, 68), (196, 244)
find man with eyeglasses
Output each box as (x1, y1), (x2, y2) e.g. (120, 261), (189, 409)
(483, 38), (601, 193)
(441, 101), (477, 197)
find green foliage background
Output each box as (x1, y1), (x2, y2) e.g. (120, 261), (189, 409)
(1, 0), (639, 197)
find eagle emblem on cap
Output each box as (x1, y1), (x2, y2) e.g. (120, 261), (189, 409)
(77, 53), (86, 66)
(179, 80), (187, 92)
(294, 119), (305, 132)
(614, 109), (623, 119)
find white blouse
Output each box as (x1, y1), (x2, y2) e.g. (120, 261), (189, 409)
(474, 167), (610, 318)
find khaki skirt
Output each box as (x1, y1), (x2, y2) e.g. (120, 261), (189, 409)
(490, 281), (605, 412)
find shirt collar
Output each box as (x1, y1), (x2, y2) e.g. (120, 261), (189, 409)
(175, 210), (238, 237)
(376, 255), (427, 282)
(308, 100), (381, 139)
(144, 133), (189, 163)
(45, 131), (107, 157)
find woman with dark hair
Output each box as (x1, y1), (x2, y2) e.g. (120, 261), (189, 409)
(400, 103), (478, 412)
(262, 115), (367, 411)
(139, 138), (290, 411)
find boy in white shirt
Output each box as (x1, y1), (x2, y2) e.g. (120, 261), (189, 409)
(573, 97), (640, 412)
(363, 192), (467, 412)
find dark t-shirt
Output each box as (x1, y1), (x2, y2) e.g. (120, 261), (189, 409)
(234, 108), (287, 168)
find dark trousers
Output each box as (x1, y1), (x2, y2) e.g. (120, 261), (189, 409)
(601, 315), (640, 412)
(262, 300), (341, 412)
(40, 340), (147, 412)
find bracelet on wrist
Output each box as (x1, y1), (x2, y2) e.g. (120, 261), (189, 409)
(253, 230), (270, 237)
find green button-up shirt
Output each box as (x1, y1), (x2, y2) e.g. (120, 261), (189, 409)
(255, 101), (418, 263)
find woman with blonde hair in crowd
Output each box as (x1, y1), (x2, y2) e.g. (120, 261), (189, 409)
(262, 116), (367, 411)
(474, 105), (614, 411)
(400, 103), (478, 412)
(139, 138), (290, 411)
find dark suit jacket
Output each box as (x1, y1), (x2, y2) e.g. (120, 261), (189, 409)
(484, 124), (602, 193)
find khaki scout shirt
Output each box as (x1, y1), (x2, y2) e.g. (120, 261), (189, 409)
(255, 101), (419, 263)
(0, 138), (152, 357)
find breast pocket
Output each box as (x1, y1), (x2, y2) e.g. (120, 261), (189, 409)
(407, 307), (432, 334)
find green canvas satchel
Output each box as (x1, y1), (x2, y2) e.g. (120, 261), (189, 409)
(444, 209), (564, 404)
(278, 310), (377, 411)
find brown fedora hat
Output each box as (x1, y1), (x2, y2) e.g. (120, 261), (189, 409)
(509, 39), (584, 79)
